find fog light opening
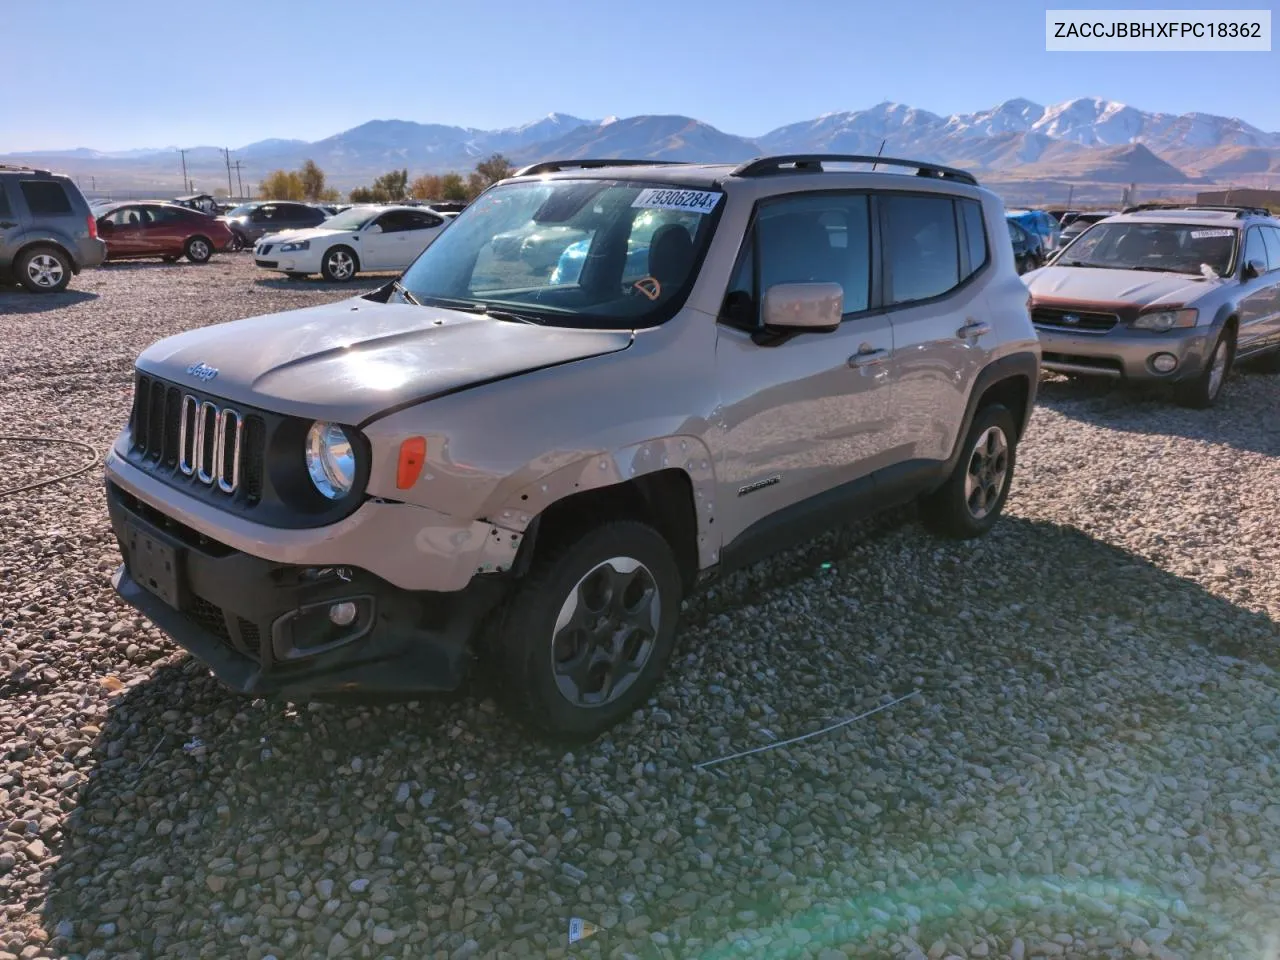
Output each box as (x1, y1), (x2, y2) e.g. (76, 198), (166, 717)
(1151, 353), (1178, 374)
(328, 601), (358, 626)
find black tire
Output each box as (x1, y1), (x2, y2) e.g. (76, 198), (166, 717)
(1175, 326), (1234, 409)
(228, 231), (246, 252)
(321, 246), (358, 282)
(284, 272), (309, 281)
(184, 236), (212, 264)
(490, 520), (683, 741)
(920, 403), (1018, 540)
(16, 245), (71, 293)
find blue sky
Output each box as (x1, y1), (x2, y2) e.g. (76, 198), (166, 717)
(3, 0), (1276, 152)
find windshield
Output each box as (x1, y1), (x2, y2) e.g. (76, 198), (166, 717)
(225, 203), (262, 218)
(319, 206), (381, 231)
(1057, 221), (1237, 276)
(398, 179), (722, 329)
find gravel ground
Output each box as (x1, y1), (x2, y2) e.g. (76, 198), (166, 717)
(2, 257), (1280, 960)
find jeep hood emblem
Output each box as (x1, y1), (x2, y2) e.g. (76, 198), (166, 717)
(186, 362), (219, 382)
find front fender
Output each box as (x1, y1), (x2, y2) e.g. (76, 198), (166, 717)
(483, 435), (719, 569)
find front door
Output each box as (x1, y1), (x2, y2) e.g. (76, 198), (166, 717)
(101, 205), (148, 257)
(714, 191), (896, 548)
(1238, 226), (1278, 353)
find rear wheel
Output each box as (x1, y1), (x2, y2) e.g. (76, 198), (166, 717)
(321, 246), (357, 282)
(16, 246), (71, 293)
(920, 403), (1018, 539)
(185, 236), (212, 263)
(1176, 326), (1234, 408)
(490, 521), (682, 740)
(228, 231), (246, 252)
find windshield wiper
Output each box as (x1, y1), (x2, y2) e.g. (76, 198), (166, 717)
(392, 280), (421, 306)
(480, 307), (546, 325)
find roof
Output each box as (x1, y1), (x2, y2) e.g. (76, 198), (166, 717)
(1111, 208), (1257, 227)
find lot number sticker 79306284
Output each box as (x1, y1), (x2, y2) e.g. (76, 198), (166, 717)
(632, 188), (723, 215)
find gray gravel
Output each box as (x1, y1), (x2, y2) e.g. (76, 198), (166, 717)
(2, 257), (1280, 960)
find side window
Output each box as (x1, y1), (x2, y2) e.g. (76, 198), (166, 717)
(374, 211), (413, 233)
(1260, 227), (1280, 272)
(882, 194), (961, 304)
(1243, 228), (1268, 272)
(19, 180), (72, 215)
(411, 212), (444, 229)
(251, 205), (274, 222)
(959, 199), (988, 275)
(0, 185), (11, 219)
(756, 193), (871, 315)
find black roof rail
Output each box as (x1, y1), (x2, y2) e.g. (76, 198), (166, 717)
(512, 158), (689, 178)
(1122, 202), (1269, 218)
(0, 163), (51, 176)
(732, 153), (979, 186)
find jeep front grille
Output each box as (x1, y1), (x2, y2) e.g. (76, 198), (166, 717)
(130, 375), (265, 502)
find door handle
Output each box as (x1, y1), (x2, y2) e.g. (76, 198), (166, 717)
(848, 348), (889, 368)
(957, 320), (991, 340)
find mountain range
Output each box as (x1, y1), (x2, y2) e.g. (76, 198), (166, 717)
(6, 98), (1279, 198)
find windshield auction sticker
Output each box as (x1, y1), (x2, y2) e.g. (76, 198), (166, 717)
(1190, 229), (1235, 239)
(632, 188), (723, 214)
(1046, 9), (1270, 50)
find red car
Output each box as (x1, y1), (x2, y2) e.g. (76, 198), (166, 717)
(97, 202), (234, 263)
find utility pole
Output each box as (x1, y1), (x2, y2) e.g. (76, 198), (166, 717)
(232, 160), (244, 199)
(224, 148), (234, 199)
(179, 149), (189, 193)
(1065, 184), (1074, 209)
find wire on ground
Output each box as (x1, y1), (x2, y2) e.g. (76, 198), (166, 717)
(0, 435), (99, 499)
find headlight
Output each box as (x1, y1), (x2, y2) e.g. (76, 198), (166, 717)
(1132, 308), (1198, 332)
(305, 422), (356, 499)
(278, 240), (310, 252)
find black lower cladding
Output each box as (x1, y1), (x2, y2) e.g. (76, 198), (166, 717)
(106, 482), (507, 698)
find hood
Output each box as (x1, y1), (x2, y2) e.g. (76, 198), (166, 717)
(258, 225), (349, 245)
(136, 299), (633, 425)
(1025, 265), (1221, 309)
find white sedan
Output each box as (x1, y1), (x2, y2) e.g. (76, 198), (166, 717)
(253, 205), (448, 282)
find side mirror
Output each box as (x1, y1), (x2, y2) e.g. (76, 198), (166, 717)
(762, 282), (843, 332)
(1242, 258), (1265, 282)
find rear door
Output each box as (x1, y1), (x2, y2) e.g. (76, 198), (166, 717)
(101, 205), (148, 257)
(879, 192), (990, 463)
(714, 190), (896, 545)
(17, 178), (79, 249)
(0, 181), (23, 264)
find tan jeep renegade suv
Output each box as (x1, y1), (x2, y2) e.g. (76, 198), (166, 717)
(105, 155), (1040, 739)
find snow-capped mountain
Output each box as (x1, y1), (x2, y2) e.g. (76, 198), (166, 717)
(4, 99), (1276, 192)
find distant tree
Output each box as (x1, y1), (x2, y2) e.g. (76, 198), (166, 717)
(349, 186), (376, 203)
(372, 168), (409, 201)
(300, 159), (328, 200)
(474, 153), (513, 186)
(319, 187), (341, 202)
(439, 172), (468, 202)
(258, 170), (305, 200)
(410, 173), (445, 200)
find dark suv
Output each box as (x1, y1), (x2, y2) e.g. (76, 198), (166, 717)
(220, 201), (329, 250)
(0, 164), (107, 292)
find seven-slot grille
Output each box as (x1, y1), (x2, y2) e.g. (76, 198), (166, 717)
(130, 374), (265, 503)
(1032, 307), (1119, 333)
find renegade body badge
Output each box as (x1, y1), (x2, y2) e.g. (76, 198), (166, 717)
(737, 475), (782, 497)
(186, 361), (219, 382)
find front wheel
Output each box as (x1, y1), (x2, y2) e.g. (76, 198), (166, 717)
(920, 404), (1018, 539)
(185, 236), (212, 263)
(228, 232), (246, 252)
(17, 246), (71, 293)
(321, 246), (358, 282)
(490, 521), (683, 741)
(1175, 327), (1234, 408)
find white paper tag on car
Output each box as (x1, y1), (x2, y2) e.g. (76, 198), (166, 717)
(632, 188), (722, 215)
(1190, 229), (1233, 239)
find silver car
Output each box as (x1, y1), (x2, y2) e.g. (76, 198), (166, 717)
(1026, 204), (1280, 407)
(104, 154), (1039, 738)
(0, 164), (106, 292)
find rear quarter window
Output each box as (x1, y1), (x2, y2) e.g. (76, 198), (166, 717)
(0, 185), (11, 218)
(20, 180), (72, 215)
(959, 199), (988, 275)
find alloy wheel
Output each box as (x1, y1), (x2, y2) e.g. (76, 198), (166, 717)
(963, 425), (1009, 520)
(327, 251), (354, 280)
(189, 239), (210, 261)
(26, 254), (64, 288)
(551, 557), (660, 707)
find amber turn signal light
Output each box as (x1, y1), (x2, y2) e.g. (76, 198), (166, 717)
(396, 437), (426, 489)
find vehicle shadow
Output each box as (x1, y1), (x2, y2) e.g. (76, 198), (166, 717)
(36, 514), (1280, 956)
(1036, 368), (1280, 458)
(253, 276), (389, 293)
(0, 288), (99, 314)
